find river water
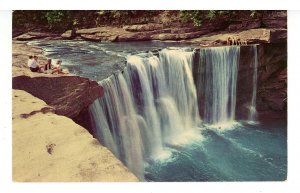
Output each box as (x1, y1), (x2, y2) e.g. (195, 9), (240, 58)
(28, 40), (287, 181)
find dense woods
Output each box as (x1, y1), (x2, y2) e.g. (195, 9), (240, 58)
(13, 10), (259, 32)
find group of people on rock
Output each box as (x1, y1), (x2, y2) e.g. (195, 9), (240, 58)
(227, 37), (248, 46)
(27, 55), (65, 74)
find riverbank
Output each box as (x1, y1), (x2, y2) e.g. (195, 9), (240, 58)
(12, 42), (139, 182)
(13, 11), (287, 46)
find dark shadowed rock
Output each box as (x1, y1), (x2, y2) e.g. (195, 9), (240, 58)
(262, 11), (287, 28)
(228, 20), (261, 31)
(12, 75), (104, 119)
(270, 29), (287, 43)
(235, 43), (287, 122)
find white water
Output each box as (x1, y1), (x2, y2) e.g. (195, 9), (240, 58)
(248, 45), (258, 122)
(89, 48), (201, 179)
(89, 47), (244, 179)
(199, 46), (240, 125)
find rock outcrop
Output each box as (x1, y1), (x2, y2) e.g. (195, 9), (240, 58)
(61, 29), (76, 39)
(236, 43), (287, 121)
(14, 11), (287, 44)
(123, 23), (164, 32)
(12, 89), (138, 182)
(15, 32), (60, 41)
(12, 41), (104, 134)
(12, 75), (103, 119)
(186, 28), (287, 46)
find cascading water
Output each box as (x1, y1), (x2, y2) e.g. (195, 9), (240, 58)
(89, 48), (201, 179)
(248, 45), (258, 122)
(31, 40), (286, 181)
(197, 46), (240, 126)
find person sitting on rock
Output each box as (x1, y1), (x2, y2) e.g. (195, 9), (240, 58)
(51, 60), (65, 74)
(44, 59), (52, 72)
(28, 55), (43, 72)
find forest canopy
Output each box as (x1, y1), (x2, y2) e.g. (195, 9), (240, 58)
(13, 10), (258, 32)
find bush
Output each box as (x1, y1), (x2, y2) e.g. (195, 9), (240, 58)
(180, 10), (257, 27)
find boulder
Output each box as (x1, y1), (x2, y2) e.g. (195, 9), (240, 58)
(77, 27), (129, 42)
(61, 29), (76, 39)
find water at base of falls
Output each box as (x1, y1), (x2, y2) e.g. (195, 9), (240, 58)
(145, 122), (287, 181)
(88, 46), (286, 181)
(29, 40), (286, 181)
(89, 48), (201, 179)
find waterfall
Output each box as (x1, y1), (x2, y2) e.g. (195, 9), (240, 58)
(88, 48), (201, 179)
(248, 45), (258, 122)
(197, 46), (240, 125)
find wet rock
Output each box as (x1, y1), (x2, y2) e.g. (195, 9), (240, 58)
(235, 43), (287, 122)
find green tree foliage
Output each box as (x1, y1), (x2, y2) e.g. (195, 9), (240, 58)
(45, 11), (66, 29)
(13, 10), (259, 32)
(13, 10), (162, 32)
(180, 10), (257, 27)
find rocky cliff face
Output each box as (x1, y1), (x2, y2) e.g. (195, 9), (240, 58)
(12, 75), (103, 119)
(13, 11), (287, 45)
(12, 75), (104, 134)
(236, 43), (287, 122)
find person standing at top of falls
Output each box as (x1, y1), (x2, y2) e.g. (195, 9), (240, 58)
(44, 59), (52, 73)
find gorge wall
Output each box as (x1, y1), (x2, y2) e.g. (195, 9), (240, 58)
(193, 43), (287, 123)
(12, 74), (104, 134)
(237, 43), (287, 121)
(13, 11), (287, 46)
